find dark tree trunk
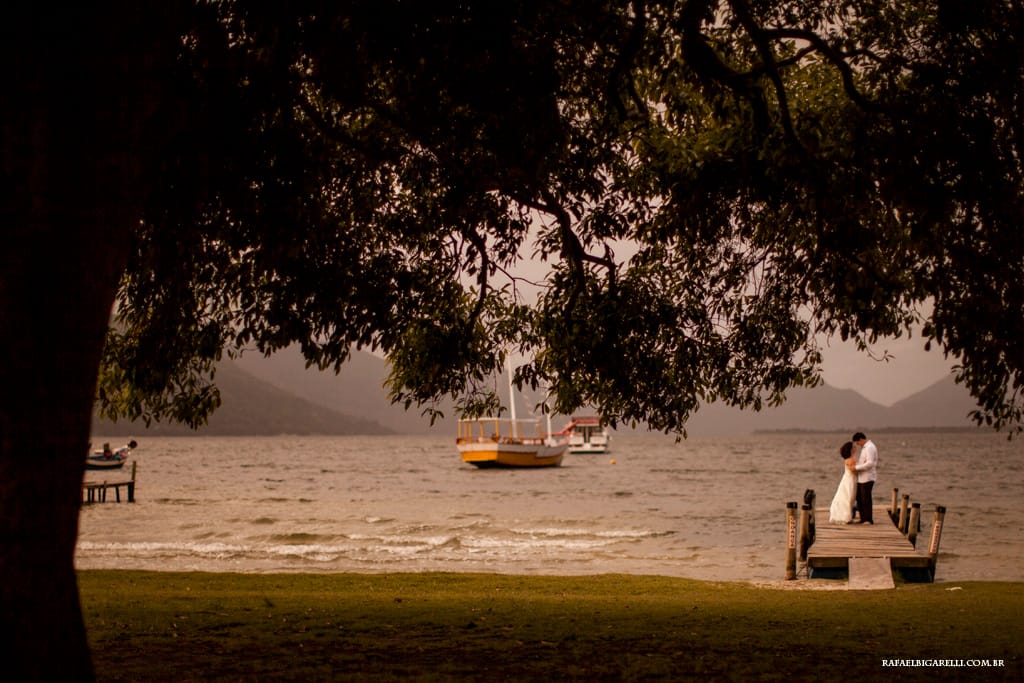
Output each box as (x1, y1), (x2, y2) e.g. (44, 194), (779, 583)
(1, 5), (185, 679)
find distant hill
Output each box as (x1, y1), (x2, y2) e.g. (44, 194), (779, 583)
(683, 384), (891, 435)
(683, 374), (979, 435)
(92, 360), (394, 436)
(233, 347), (458, 434)
(885, 375), (979, 428)
(93, 346), (983, 437)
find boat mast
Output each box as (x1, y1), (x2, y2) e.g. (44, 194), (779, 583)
(506, 355), (519, 439)
(544, 382), (554, 444)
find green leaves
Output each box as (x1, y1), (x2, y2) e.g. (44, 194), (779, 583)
(100, 1), (1024, 434)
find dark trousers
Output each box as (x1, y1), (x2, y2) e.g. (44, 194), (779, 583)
(856, 480), (874, 523)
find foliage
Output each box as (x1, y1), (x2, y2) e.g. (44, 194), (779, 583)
(99, 0), (1024, 434)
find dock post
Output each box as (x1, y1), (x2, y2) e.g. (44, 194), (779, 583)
(898, 494), (910, 534)
(799, 504), (811, 561)
(890, 488), (899, 523)
(804, 489), (816, 547)
(907, 503), (921, 547)
(128, 461), (137, 503)
(927, 506), (946, 580)
(786, 502), (798, 580)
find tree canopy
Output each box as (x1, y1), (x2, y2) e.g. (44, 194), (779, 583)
(4, 1), (1023, 678)
(98, 0), (1024, 434)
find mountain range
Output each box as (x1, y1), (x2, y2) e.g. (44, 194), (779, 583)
(93, 345), (982, 437)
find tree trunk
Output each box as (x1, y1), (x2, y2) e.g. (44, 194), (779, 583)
(1, 5), (184, 679)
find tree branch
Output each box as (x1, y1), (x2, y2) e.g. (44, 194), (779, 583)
(678, 0), (771, 132)
(297, 96), (406, 165)
(461, 227), (490, 332)
(511, 190), (617, 316)
(759, 27), (883, 113)
(607, 0), (650, 122)
(727, 0), (799, 146)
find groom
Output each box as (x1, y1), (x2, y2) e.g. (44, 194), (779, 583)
(851, 432), (878, 524)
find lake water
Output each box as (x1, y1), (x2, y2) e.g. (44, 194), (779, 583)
(76, 430), (1024, 583)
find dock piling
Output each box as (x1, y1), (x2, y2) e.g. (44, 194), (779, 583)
(799, 504), (811, 561)
(897, 494), (910, 533)
(927, 505), (946, 578)
(128, 460), (137, 503)
(785, 502), (798, 580)
(907, 503), (921, 547)
(804, 489), (816, 546)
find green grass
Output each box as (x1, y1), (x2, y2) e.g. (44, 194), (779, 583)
(80, 571), (1022, 681)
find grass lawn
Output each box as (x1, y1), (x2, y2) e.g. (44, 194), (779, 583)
(80, 571), (1022, 681)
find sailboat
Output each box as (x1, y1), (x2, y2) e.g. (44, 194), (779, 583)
(456, 360), (567, 468)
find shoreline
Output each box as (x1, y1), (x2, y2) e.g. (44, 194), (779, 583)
(74, 552), (1024, 585)
(752, 426), (986, 434)
(76, 566), (1024, 591)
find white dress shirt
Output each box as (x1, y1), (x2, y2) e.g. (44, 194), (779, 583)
(854, 439), (878, 483)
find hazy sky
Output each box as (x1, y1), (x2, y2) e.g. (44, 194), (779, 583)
(509, 230), (956, 408)
(819, 335), (955, 406)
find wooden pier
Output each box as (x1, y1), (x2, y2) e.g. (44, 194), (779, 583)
(786, 488), (945, 587)
(82, 461), (137, 504)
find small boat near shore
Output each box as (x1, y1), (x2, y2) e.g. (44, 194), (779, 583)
(86, 440), (137, 471)
(558, 416), (612, 455)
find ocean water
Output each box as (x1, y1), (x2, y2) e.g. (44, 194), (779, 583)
(75, 430), (1024, 583)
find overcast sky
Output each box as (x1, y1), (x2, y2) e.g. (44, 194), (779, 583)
(507, 232), (956, 408)
(818, 334), (955, 406)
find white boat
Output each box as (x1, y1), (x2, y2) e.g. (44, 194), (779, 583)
(559, 416), (611, 455)
(86, 440), (137, 471)
(456, 359), (567, 468)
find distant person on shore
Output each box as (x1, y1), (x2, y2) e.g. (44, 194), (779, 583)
(851, 432), (878, 524)
(828, 441), (857, 524)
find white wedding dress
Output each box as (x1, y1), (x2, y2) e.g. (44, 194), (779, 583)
(829, 466), (856, 523)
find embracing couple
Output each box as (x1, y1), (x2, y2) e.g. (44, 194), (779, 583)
(828, 432), (878, 525)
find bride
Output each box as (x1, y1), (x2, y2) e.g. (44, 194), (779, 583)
(828, 441), (858, 524)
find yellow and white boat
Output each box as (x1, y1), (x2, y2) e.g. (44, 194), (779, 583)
(457, 358), (566, 468)
(457, 417), (566, 468)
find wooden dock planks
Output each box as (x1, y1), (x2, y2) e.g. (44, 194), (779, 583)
(807, 509), (932, 570)
(786, 490), (945, 585)
(847, 557), (896, 589)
